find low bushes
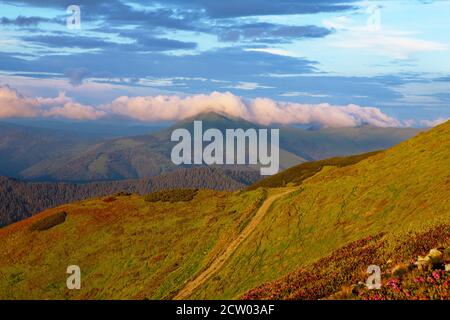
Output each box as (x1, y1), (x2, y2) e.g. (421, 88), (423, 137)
(144, 189), (198, 203)
(28, 211), (67, 232)
(242, 224), (450, 300)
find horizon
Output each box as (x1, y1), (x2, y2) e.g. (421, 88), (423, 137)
(0, 0), (449, 128)
(1, 109), (437, 130)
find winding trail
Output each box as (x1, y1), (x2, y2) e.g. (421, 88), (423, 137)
(174, 188), (297, 300)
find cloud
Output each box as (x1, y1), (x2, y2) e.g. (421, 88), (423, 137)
(164, 0), (358, 18)
(217, 23), (332, 43)
(0, 86), (427, 127)
(225, 82), (274, 90)
(21, 34), (117, 49)
(133, 36), (197, 51)
(21, 33), (197, 52)
(244, 48), (297, 57)
(279, 92), (331, 98)
(3, 0), (360, 19)
(43, 102), (106, 120)
(419, 117), (449, 127)
(323, 16), (447, 59)
(0, 85), (104, 120)
(102, 91), (401, 127)
(0, 47), (317, 82)
(0, 16), (50, 26)
(334, 32), (447, 59)
(0, 85), (40, 118)
(64, 68), (90, 86)
(1, 0), (201, 30)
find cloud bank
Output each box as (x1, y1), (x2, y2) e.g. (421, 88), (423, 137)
(0, 85), (445, 128)
(0, 85), (105, 120)
(105, 91), (402, 127)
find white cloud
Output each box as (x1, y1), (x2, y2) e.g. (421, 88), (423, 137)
(420, 117), (449, 127)
(0, 85), (410, 128)
(102, 91), (402, 128)
(43, 102), (106, 120)
(279, 92), (331, 98)
(323, 16), (447, 59)
(244, 48), (297, 57)
(103, 91), (248, 122)
(225, 82), (274, 90)
(0, 85), (105, 120)
(0, 85), (41, 118)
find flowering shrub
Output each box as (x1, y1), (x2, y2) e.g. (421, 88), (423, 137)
(358, 269), (449, 300)
(242, 224), (449, 300)
(242, 234), (386, 300)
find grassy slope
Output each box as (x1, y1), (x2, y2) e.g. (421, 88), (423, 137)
(242, 225), (449, 300)
(0, 166), (260, 228)
(247, 150), (381, 190)
(0, 189), (267, 299)
(189, 121), (450, 299)
(0, 122), (447, 300)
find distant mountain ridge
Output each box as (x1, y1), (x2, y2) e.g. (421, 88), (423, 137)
(0, 122), (102, 177)
(10, 112), (420, 182)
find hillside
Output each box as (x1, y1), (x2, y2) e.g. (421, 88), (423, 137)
(0, 122), (102, 178)
(0, 167), (259, 228)
(246, 150), (381, 190)
(242, 226), (449, 300)
(20, 113), (305, 181)
(280, 125), (420, 161)
(0, 188), (269, 299)
(0, 121), (447, 300)
(19, 112), (418, 182)
(189, 120), (449, 299)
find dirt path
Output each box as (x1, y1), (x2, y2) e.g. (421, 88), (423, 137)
(174, 188), (297, 300)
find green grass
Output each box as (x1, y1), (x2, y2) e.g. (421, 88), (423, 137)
(0, 189), (266, 299)
(144, 189), (199, 203)
(189, 121), (450, 299)
(247, 150), (381, 190)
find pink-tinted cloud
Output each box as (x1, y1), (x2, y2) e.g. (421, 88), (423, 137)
(0, 85), (41, 118)
(103, 91), (402, 127)
(419, 117), (449, 127)
(0, 85), (432, 128)
(43, 102), (106, 120)
(0, 85), (105, 120)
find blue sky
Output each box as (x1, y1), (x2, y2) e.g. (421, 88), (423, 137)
(0, 0), (449, 127)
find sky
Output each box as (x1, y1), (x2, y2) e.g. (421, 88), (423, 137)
(0, 0), (449, 127)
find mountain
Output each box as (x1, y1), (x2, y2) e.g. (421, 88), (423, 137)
(0, 121), (447, 300)
(19, 112), (419, 182)
(0, 122), (102, 177)
(20, 112), (305, 181)
(279, 125), (420, 161)
(5, 118), (165, 138)
(0, 166), (260, 228)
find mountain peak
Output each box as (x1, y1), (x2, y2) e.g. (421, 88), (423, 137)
(174, 111), (258, 130)
(181, 111), (239, 122)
